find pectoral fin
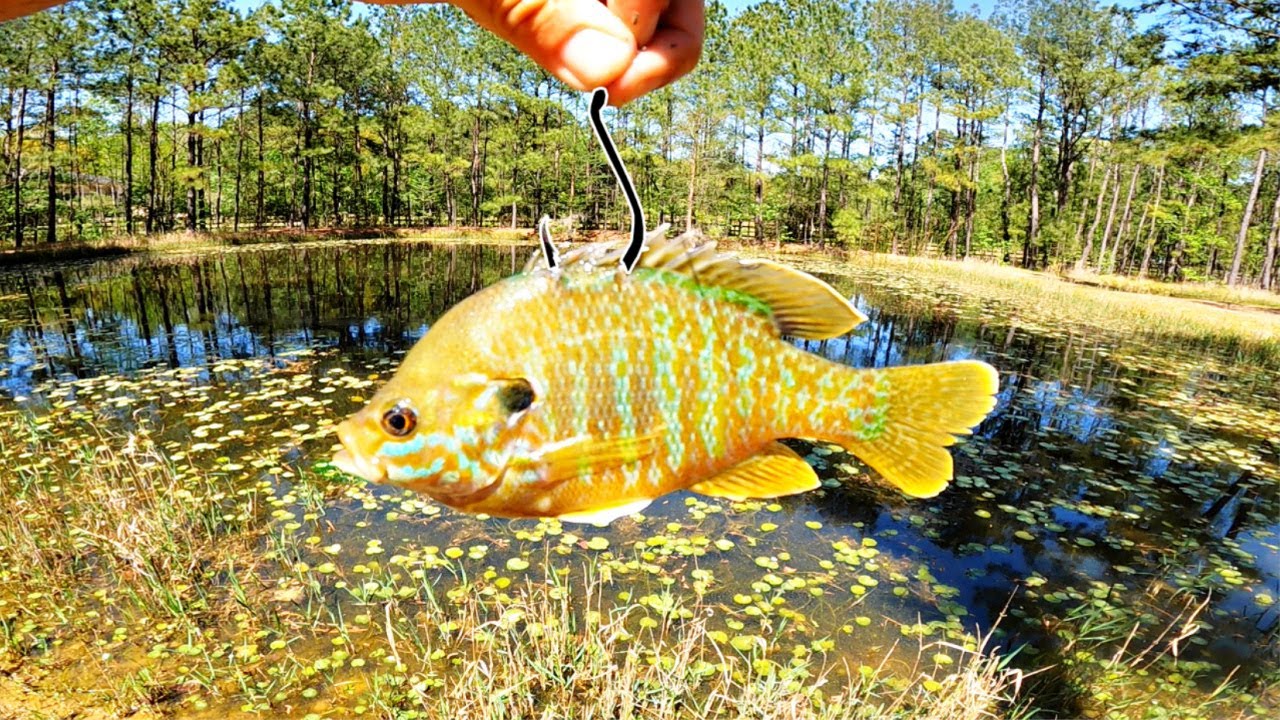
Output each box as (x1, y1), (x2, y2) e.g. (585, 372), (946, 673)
(534, 430), (664, 486)
(690, 442), (821, 501)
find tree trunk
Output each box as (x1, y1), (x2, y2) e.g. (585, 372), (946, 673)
(1138, 166), (1165, 278)
(1260, 175), (1280, 291)
(963, 120), (982, 260)
(352, 100), (364, 225)
(302, 100), (314, 230)
(816, 130), (832, 246)
(168, 95), (178, 228)
(256, 92), (265, 229)
(185, 96), (198, 231)
(12, 86), (27, 248)
(685, 123), (698, 232)
(922, 103), (941, 248)
(210, 118), (222, 230)
(234, 88), (244, 232)
(124, 71), (135, 235)
(146, 71), (160, 234)
(331, 137), (341, 226)
(906, 83), (925, 250)
(1076, 164), (1112, 272)
(892, 82), (910, 253)
(1095, 163), (1125, 272)
(1109, 163), (1141, 273)
(1170, 176), (1200, 282)
(69, 72), (81, 239)
(469, 111), (482, 226)
(754, 112), (764, 244)
(44, 61), (57, 244)
(1228, 148), (1267, 287)
(1055, 104), (1073, 212)
(2, 85), (11, 244)
(1024, 71), (1046, 268)
(999, 110), (1012, 260)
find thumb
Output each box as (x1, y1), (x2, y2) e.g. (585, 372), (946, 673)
(453, 0), (638, 91)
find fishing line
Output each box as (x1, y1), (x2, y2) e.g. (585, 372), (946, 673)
(588, 88), (646, 273)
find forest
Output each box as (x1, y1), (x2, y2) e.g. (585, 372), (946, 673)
(0, 0), (1277, 287)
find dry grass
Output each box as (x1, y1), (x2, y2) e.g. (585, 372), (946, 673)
(0, 416), (1031, 719)
(0, 419), (252, 618)
(1064, 270), (1280, 311)
(818, 252), (1280, 366)
(0, 239), (138, 267)
(368, 576), (1028, 720)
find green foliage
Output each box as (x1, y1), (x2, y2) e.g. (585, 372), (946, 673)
(0, 0), (1274, 289)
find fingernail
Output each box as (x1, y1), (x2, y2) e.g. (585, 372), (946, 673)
(561, 30), (632, 89)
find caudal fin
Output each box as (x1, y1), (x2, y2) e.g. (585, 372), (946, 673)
(827, 360), (999, 498)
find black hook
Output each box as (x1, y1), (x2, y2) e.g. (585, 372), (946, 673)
(589, 88), (646, 272)
(537, 215), (559, 269)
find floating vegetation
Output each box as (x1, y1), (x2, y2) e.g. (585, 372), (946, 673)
(0, 240), (1277, 718)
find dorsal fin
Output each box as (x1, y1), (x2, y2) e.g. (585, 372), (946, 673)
(524, 226), (866, 339)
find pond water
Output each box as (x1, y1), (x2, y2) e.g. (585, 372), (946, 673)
(0, 239), (1276, 716)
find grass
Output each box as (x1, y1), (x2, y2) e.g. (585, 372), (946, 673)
(0, 408), (1269, 718)
(791, 251), (1280, 368)
(0, 412), (1034, 719)
(358, 575), (1030, 720)
(0, 238), (138, 267)
(1062, 271), (1280, 311)
(0, 226), (536, 266)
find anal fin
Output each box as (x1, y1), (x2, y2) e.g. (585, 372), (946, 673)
(558, 498), (652, 526)
(689, 442), (820, 501)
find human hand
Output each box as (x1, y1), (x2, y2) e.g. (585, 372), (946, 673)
(365, 0), (704, 106)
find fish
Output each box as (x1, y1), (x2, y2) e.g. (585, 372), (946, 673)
(331, 228), (1000, 525)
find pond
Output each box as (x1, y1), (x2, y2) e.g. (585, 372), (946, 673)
(0, 239), (1276, 717)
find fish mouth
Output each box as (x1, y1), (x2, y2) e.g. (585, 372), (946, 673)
(332, 422), (388, 484)
(331, 447), (386, 483)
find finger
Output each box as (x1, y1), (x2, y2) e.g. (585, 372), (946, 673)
(604, 0), (703, 105)
(0, 0), (67, 22)
(454, 0), (637, 90)
(605, 0), (670, 47)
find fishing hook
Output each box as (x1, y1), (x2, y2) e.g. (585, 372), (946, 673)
(538, 215), (559, 269)
(590, 88), (646, 272)
(537, 88), (647, 273)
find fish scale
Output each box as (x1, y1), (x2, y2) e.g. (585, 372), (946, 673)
(333, 231), (1001, 524)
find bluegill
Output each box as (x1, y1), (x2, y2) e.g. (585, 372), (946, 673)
(332, 230), (999, 524)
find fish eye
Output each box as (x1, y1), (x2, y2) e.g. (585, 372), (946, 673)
(381, 404), (417, 437)
(498, 379), (535, 414)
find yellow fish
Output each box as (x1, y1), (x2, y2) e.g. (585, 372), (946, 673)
(332, 229), (999, 525)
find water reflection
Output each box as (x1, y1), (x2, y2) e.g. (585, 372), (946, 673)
(0, 239), (1276, 689)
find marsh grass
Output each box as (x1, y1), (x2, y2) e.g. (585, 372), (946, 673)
(0, 239), (138, 267)
(0, 421), (255, 619)
(802, 252), (1280, 367)
(0, 421), (1269, 718)
(1064, 271), (1280, 311)
(0, 419), (1033, 718)
(1026, 582), (1240, 719)
(350, 573), (1030, 720)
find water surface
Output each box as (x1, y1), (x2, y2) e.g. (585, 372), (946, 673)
(1, 239), (1276, 714)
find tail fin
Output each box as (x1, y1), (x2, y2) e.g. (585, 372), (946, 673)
(825, 360), (999, 498)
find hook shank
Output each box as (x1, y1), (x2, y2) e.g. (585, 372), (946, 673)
(589, 88), (646, 272)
